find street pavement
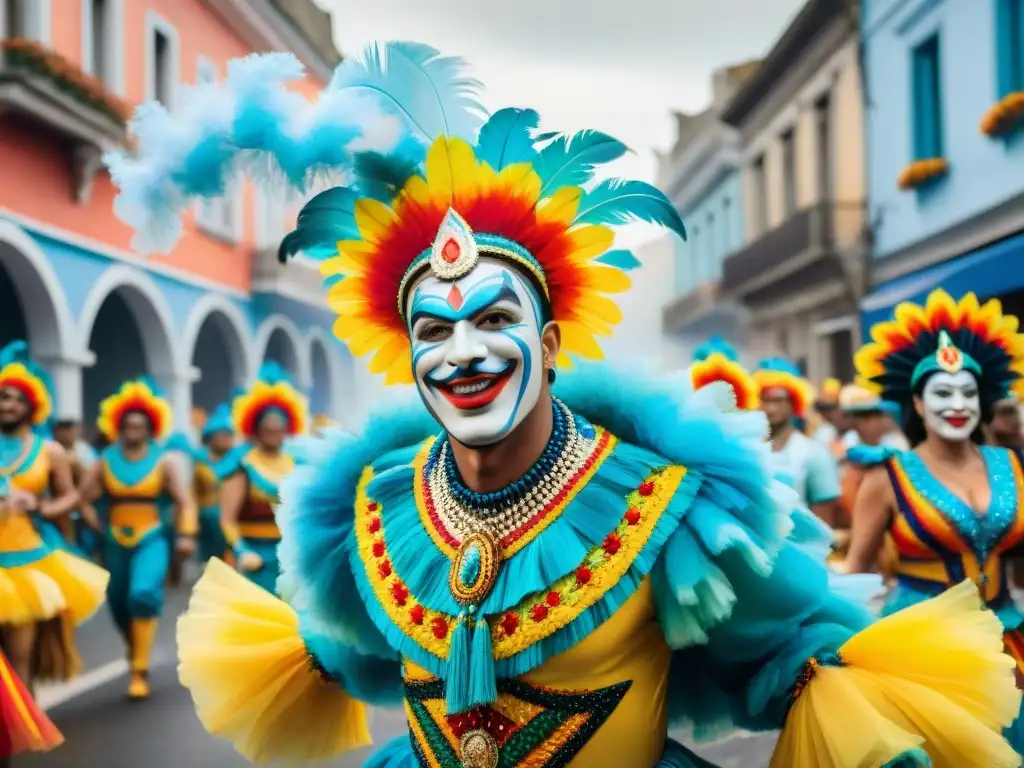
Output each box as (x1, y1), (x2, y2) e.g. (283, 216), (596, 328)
(20, 564), (778, 768)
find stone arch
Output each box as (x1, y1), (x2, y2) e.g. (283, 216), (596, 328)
(181, 293), (254, 412)
(254, 314), (311, 387)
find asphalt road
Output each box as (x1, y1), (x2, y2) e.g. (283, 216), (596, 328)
(20, 565), (778, 768)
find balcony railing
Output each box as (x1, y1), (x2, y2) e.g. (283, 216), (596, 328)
(0, 39), (129, 204)
(720, 200), (866, 297)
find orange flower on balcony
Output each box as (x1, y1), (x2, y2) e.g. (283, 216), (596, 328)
(897, 157), (949, 191)
(1, 38), (131, 125)
(980, 91), (1024, 137)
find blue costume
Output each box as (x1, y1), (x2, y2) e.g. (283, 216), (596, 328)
(193, 404), (233, 563)
(109, 42), (1021, 768)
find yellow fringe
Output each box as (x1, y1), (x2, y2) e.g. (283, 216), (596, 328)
(177, 558), (372, 765)
(771, 580), (1022, 768)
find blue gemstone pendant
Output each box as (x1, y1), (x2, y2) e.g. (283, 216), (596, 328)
(450, 531), (501, 605)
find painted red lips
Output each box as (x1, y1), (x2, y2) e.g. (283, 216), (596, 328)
(437, 371), (513, 410)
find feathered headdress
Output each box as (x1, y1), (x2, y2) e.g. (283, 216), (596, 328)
(0, 341), (54, 428)
(232, 362), (308, 438)
(816, 377), (842, 405)
(690, 353), (759, 410)
(752, 357), (815, 418)
(202, 403), (234, 439)
(105, 42), (686, 385)
(692, 335), (739, 363)
(97, 378), (173, 443)
(855, 289), (1024, 407)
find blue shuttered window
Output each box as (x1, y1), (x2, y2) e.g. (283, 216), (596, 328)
(911, 35), (944, 159)
(996, 0), (1024, 96)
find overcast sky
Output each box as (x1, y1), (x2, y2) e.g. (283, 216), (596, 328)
(322, 0), (806, 182)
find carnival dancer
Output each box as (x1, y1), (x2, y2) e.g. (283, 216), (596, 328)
(0, 647), (63, 758)
(754, 357), (842, 527)
(192, 404), (234, 564)
(0, 341), (108, 687)
(841, 289), (1024, 755)
(988, 393), (1023, 450)
(218, 363), (305, 595)
(108, 42), (1021, 767)
(78, 379), (196, 700)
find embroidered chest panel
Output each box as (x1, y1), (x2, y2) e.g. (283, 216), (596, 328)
(403, 670), (630, 768)
(351, 436), (689, 673)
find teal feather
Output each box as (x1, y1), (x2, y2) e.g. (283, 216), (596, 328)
(475, 107), (539, 170)
(594, 249), (641, 271)
(533, 130), (628, 196)
(331, 41), (485, 143)
(573, 179), (686, 240)
(351, 150), (423, 203)
(278, 187), (359, 263)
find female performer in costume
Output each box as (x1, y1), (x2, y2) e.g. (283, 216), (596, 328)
(78, 379), (195, 700)
(841, 289), (1024, 754)
(218, 363), (305, 594)
(0, 341), (108, 687)
(108, 42), (1021, 767)
(754, 357), (843, 528)
(192, 403), (234, 564)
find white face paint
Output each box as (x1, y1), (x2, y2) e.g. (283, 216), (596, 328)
(406, 258), (546, 447)
(920, 370), (981, 442)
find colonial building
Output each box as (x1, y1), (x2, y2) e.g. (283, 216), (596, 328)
(718, 0), (867, 382)
(859, 0), (1024, 331)
(659, 61), (758, 359)
(0, 0), (352, 432)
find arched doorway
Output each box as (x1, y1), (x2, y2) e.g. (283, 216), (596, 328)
(255, 315), (308, 386)
(79, 267), (178, 436)
(182, 296), (253, 415)
(309, 334), (334, 417)
(264, 328), (299, 375)
(0, 221), (73, 361)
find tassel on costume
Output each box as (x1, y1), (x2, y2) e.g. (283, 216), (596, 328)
(445, 610), (498, 714)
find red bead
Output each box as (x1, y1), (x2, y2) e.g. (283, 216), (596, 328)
(372, 540), (386, 558)
(367, 501), (379, 512)
(441, 238), (461, 264)
(378, 559), (392, 578)
(638, 481), (655, 497)
(431, 616), (449, 639)
(576, 566), (592, 586)
(391, 582), (409, 606)
(410, 604), (424, 625)
(531, 603), (549, 621)
(603, 533), (621, 555)
(625, 507), (641, 525)
(500, 612), (519, 635)
(368, 517), (381, 534)
(545, 591), (561, 607)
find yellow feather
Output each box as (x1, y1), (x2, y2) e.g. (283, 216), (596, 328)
(496, 163), (542, 204)
(555, 350), (573, 369)
(563, 225), (615, 263)
(425, 136), (475, 206)
(368, 333), (411, 376)
(384, 357), (415, 386)
(326, 277), (368, 301)
(399, 175), (432, 207)
(580, 264), (632, 293)
(559, 320), (606, 359)
(354, 199), (397, 243)
(573, 293), (624, 326)
(536, 187), (582, 226)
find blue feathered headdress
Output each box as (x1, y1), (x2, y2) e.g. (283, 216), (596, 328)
(202, 403), (234, 439)
(106, 41), (687, 386)
(692, 335), (739, 363)
(0, 340), (56, 429)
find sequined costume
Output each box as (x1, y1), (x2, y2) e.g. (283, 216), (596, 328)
(217, 363), (305, 594)
(109, 43), (1021, 767)
(853, 289), (1024, 754)
(0, 342), (109, 683)
(86, 379), (196, 699)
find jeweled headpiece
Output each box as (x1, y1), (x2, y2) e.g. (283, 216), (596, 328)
(97, 378), (173, 442)
(854, 290), (1024, 407)
(690, 353), (759, 410)
(752, 357), (814, 418)
(0, 341), (53, 427)
(232, 362), (308, 439)
(691, 335), (739, 363)
(105, 43), (686, 385)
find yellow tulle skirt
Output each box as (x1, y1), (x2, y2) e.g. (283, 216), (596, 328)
(178, 558), (371, 765)
(772, 579), (1022, 768)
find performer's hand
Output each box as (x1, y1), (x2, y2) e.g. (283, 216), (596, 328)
(176, 536), (197, 558)
(7, 488), (38, 512)
(237, 551), (263, 572)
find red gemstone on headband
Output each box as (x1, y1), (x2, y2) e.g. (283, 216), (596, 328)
(447, 284), (464, 311)
(441, 238), (461, 264)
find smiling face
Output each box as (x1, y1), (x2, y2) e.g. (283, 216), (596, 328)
(407, 258), (546, 447)
(916, 370), (981, 442)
